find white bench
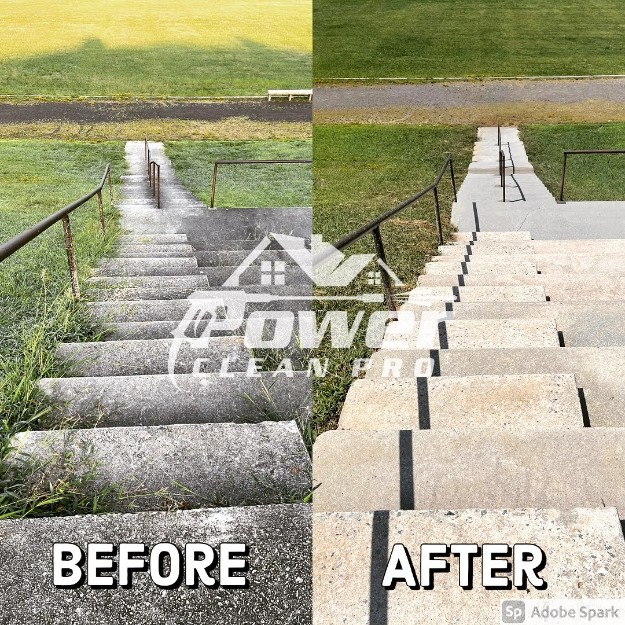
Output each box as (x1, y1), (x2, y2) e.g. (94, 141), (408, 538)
(267, 89), (312, 101)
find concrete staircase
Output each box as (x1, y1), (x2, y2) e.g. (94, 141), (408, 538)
(1, 141), (312, 622)
(313, 130), (625, 622)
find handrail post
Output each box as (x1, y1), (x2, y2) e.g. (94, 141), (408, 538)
(432, 186), (444, 246)
(61, 215), (80, 300)
(96, 190), (106, 237)
(449, 158), (457, 202)
(559, 152), (568, 203)
(107, 168), (113, 205)
(210, 163), (219, 208)
(372, 227), (396, 312)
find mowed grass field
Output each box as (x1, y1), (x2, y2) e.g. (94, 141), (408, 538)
(314, 0), (625, 79)
(165, 140), (312, 207)
(0, 0), (311, 96)
(312, 124), (475, 436)
(522, 123), (625, 201)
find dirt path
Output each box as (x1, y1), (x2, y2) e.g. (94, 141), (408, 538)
(0, 100), (311, 124)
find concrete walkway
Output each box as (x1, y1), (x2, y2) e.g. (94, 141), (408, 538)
(452, 126), (625, 238)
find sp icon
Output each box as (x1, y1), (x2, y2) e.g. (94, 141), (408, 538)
(502, 600), (525, 623)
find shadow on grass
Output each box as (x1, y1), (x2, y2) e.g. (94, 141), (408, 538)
(0, 38), (312, 97)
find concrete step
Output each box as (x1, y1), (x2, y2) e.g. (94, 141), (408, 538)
(90, 283), (312, 302)
(117, 234), (188, 244)
(88, 275), (208, 289)
(198, 265), (312, 287)
(191, 239), (311, 252)
(423, 259), (537, 276)
(56, 337), (249, 377)
(449, 301), (625, 347)
(417, 272), (625, 301)
(401, 285), (547, 305)
(94, 257), (198, 277)
(438, 318), (559, 349)
(366, 346), (625, 427)
(196, 250), (300, 266)
(11, 421), (310, 511)
(95, 266), (201, 277)
(38, 372), (311, 427)
(432, 252), (625, 275)
(313, 428), (625, 515)
(314, 507), (625, 625)
(114, 244), (195, 258)
(338, 374), (582, 431)
(453, 231), (532, 242)
(88, 298), (311, 323)
(0, 503), (311, 624)
(439, 238), (625, 257)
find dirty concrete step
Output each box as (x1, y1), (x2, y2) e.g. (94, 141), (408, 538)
(449, 301), (625, 347)
(400, 285), (547, 305)
(366, 346), (625, 427)
(312, 428), (625, 514)
(88, 298), (311, 323)
(314, 507), (625, 625)
(94, 257), (198, 277)
(11, 421), (310, 511)
(117, 234), (188, 244)
(195, 250), (300, 266)
(339, 374), (582, 431)
(417, 272), (625, 301)
(38, 372), (311, 428)
(423, 259), (537, 276)
(56, 337), (249, 377)
(438, 318), (559, 349)
(438, 238), (625, 257)
(198, 265), (312, 287)
(88, 275), (208, 289)
(452, 231), (532, 242)
(114, 244), (195, 258)
(90, 283), (312, 302)
(0, 503), (311, 625)
(432, 253), (625, 275)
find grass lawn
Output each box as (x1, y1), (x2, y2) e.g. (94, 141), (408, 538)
(0, 140), (126, 518)
(0, 0), (311, 96)
(312, 124), (475, 436)
(522, 123), (625, 201)
(165, 140), (312, 207)
(314, 0), (625, 80)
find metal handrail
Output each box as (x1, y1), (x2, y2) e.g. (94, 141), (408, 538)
(559, 149), (625, 202)
(0, 165), (113, 299)
(313, 156), (458, 311)
(499, 149), (506, 202)
(210, 159), (312, 208)
(148, 161), (161, 209)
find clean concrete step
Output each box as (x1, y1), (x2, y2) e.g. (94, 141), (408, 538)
(453, 231), (532, 242)
(366, 346), (625, 427)
(11, 421), (310, 511)
(417, 272), (625, 301)
(88, 298), (311, 323)
(0, 503), (311, 624)
(114, 244), (194, 257)
(439, 318), (559, 348)
(401, 285), (547, 305)
(314, 508), (625, 625)
(338, 374), (582, 431)
(438, 238), (625, 257)
(312, 428), (625, 514)
(56, 337), (249, 377)
(38, 372), (311, 427)
(423, 259), (537, 276)
(117, 234), (188, 244)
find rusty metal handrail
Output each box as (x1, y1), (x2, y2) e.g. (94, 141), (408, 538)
(210, 159), (312, 208)
(559, 149), (625, 203)
(148, 161), (161, 209)
(314, 156), (457, 311)
(0, 165), (113, 299)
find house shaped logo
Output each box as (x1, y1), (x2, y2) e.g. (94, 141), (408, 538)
(221, 232), (403, 288)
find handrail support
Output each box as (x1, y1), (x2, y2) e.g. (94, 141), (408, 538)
(372, 227), (396, 312)
(61, 215), (80, 300)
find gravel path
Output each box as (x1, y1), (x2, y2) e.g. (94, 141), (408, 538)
(315, 78), (625, 110)
(0, 100), (311, 123)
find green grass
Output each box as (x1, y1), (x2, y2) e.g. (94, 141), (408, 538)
(312, 125), (475, 435)
(0, 140), (126, 518)
(165, 140), (312, 207)
(522, 123), (625, 201)
(0, 0), (311, 96)
(314, 0), (625, 80)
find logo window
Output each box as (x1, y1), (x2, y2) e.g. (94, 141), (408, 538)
(261, 260), (286, 285)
